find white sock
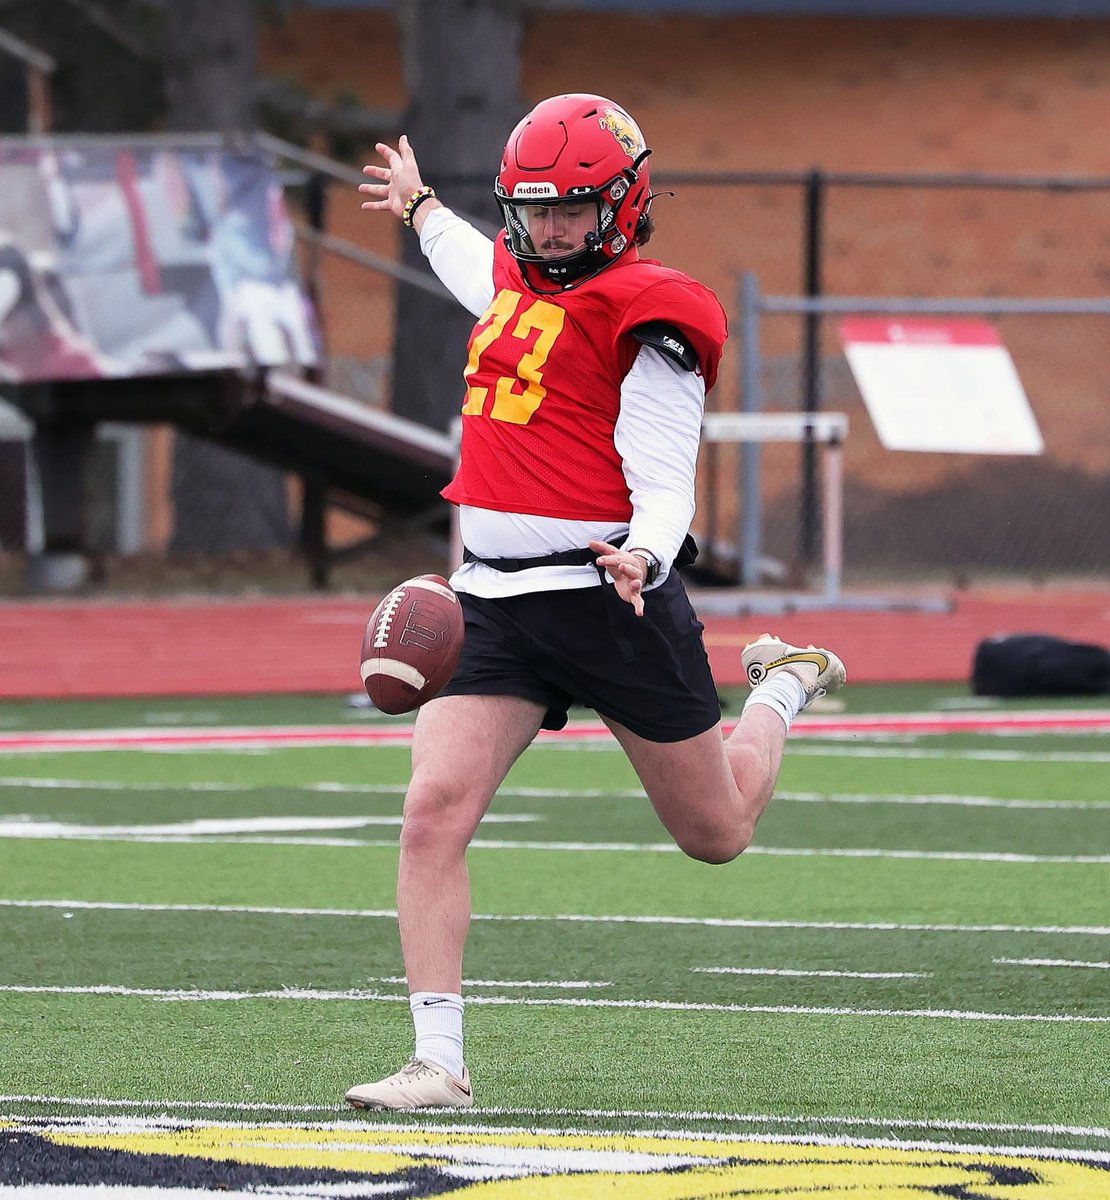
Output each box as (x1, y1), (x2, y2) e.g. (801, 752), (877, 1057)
(410, 992), (464, 1077)
(742, 671), (807, 730)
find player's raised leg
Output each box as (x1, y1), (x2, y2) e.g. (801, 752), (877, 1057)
(603, 634), (845, 862)
(602, 718), (757, 862)
(346, 692), (545, 1111)
(722, 632), (846, 825)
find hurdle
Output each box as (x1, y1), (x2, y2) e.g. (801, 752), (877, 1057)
(697, 409), (850, 613)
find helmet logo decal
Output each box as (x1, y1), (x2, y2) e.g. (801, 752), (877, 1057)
(598, 108), (643, 159)
(512, 182), (559, 198)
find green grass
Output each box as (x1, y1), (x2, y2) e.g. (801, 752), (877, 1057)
(1, 687), (1108, 1194)
(7, 994), (1105, 1125)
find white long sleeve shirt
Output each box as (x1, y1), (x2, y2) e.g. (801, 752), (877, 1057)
(419, 205), (706, 597)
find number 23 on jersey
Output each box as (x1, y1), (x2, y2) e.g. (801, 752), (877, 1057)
(462, 289), (565, 426)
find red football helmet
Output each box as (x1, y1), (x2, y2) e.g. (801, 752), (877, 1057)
(495, 94), (652, 290)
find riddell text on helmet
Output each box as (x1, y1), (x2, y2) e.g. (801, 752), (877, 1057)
(512, 182), (559, 198)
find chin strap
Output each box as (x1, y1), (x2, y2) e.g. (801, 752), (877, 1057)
(538, 253), (603, 285)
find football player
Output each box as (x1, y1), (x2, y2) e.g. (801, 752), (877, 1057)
(350, 94), (845, 1110)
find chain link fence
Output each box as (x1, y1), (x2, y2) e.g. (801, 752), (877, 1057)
(704, 292), (1110, 592)
(656, 172), (1110, 590)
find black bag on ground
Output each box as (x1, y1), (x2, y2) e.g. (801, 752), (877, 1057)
(972, 633), (1110, 697)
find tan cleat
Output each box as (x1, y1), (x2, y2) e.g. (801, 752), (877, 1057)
(345, 1057), (474, 1111)
(741, 633), (846, 710)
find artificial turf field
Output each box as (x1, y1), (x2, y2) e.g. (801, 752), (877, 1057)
(1, 686), (1108, 1197)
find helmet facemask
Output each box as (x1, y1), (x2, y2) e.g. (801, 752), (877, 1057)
(496, 153), (651, 291)
(497, 192), (599, 286)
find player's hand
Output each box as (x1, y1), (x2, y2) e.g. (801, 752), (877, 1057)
(589, 539), (646, 618)
(359, 135), (425, 220)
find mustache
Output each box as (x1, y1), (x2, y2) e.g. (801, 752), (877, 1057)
(541, 239), (577, 251)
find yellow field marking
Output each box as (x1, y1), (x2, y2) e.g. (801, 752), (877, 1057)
(20, 1120), (1110, 1197)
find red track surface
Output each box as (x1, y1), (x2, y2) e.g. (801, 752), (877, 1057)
(1, 588), (1107, 699)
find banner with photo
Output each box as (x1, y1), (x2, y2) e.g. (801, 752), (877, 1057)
(0, 142), (319, 383)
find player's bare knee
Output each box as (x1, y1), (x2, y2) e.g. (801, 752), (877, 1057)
(399, 807), (474, 858)
(675, 825), (750, 865)
(400, 777), (480, 855)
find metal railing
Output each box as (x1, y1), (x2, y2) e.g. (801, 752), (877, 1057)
(0, 27), (54, 134)
(701, 410), (849, 611)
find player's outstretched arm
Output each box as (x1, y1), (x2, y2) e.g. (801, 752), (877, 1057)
(359, 135), (442, 231)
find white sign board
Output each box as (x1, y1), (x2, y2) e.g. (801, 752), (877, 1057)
(839, 318), (1044, 454)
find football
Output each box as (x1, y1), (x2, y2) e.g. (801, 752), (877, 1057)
(359, 574), (464, 714)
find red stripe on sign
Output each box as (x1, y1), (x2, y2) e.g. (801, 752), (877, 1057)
(115, 151), (162, 296)
(838, 318), (1002, 348)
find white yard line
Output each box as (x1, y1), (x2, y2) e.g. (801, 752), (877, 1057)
(1, 776), (1103, 811)
(2, 983), (1107, 1023)
(2, 1096), (1107, 1142)
(744, 846), (1110, 864)
(693, 967), (930, 979)
(0, 814), (534, 838)
(2, 824), (1105, 862)
(3, 898), (1107, 936)
(368, 975), (612, 988)
(995, 957), (1110, 970)
(775, 791), (1106, 810)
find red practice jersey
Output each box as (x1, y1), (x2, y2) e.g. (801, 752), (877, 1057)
(441, 242), (728, 522)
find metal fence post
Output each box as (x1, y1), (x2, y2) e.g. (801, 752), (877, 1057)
(739, 271), (763, 586)
(821, 425), (844, 603)
(800, 167), (825, 578)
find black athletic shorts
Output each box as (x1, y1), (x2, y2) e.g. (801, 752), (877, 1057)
(437, 571), (722, 743)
